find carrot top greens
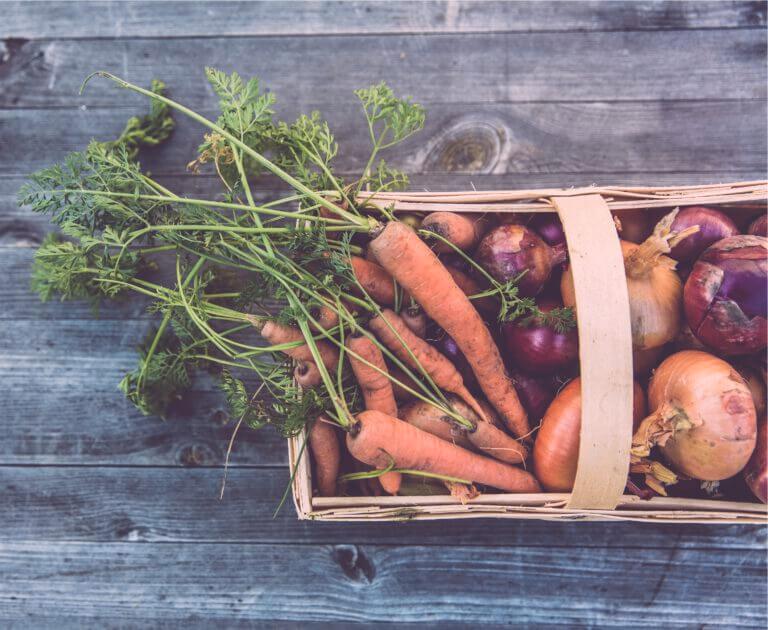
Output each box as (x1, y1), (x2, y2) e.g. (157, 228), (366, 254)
(21, 68), (569, 438)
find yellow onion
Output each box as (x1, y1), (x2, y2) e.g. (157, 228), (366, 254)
(561, 209), (696, 351)
(632, 350), (757, 481)
(533, 378), (647, 492)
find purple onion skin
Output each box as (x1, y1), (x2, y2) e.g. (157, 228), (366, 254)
(430, 329), (479, 393)
(748, 214), (767, 238)
(684, 235), (767, 355)
(476, 224), (567, 296)
(508, 369), (556, 420)
(530, 214), (566, 247)
(500, 301), (579, 375)
(668, 206), (739, 263)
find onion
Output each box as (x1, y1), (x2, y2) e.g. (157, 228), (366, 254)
(684, 235), (767, 355)
(673, 322), (708, 352)
(429, 328), (479, 393)
(562, 209), (695, 351)
(508, 369), (556, 421)
(612, 210), (651, 244)
(533, 378), (646, 491)
(500, 299), (578, 375)
(666, 206), (738, 263)
(632, 350), (757, 481)
(743, 418), (767, 503)
(477, 224), (567, 297)
(737, 364), (767, 418)
(747, 213), (767, 237)
(529, 214), (566, 248)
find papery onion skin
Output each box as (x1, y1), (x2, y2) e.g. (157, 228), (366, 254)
(743, 418), (767, 503)
(747, 214), (767, 237)
(501, 300), (578, 375)
(644, 350), (757, 481)
(684, 235), (767, 356)
(477, 224), (567, 297)
(668, 206), (738, 263)
(561, 240), (683, 351)
(533, 378), (646, 492)
(633, 346), (665, 377)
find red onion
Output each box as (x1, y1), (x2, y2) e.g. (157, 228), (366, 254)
(684, 235), (767, 355)
(529, 214), (566, 247)
(508, 369), (556, 421)
(667, 206), (738, 263)
(748, 213), (767, 237)
(501, 300), (578, 375)
(476, 224), (567, 296)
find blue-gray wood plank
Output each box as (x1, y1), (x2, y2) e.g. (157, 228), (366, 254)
(1, 1), (766, 626)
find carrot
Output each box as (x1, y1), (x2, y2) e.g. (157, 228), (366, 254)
(422, 211), (492, 253)
(310, 304), (340, 331)
(400, 399), (474, 449)
(346, 334), (402, 494)
(443, 264), (497, 318)
(401, 304), (427, 338)
(369, 308), (488, 423)
(347, 410), (540, 493)
(401, 397), (528, 464)
(294, 360), (322, 388)
(350, 256), (396, 306)
(346, 335), (398, 417)
(369, 222), (530, 439)
(308, 416), (341, 497)
(259, 319), (339, 370)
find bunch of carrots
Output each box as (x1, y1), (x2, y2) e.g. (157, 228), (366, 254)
(23, 69), (766, 504)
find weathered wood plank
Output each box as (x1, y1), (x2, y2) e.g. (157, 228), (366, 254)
(0, 388), (286, 467)
(0, 540), (764, 625)
(1, 30), (765, 108)
(3, 1), (765, 39)
(5, 171), (767, 248)
(2, 101), (765, 177)
(1, 466), (765, 548)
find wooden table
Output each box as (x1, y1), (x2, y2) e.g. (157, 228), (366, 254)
(1, 2), (766, 626)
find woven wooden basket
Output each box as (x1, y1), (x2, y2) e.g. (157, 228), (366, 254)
(289, 181), (768, 524)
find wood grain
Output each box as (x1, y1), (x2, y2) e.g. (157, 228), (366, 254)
(3, 1), (764, 38)
(2, 100), (765, 177)
(1, 466), (765, 547)
(0, 540), (764, 626)
(1, 30), (766, 109)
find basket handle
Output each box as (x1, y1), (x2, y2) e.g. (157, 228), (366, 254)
(551, 194), (634, 509)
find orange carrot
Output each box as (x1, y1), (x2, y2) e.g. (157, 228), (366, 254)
(401, 397), (528, 464)
(346, 335), (401, 494)
(369, 308), (488, 422)
(294, 360), (322, 388)
(350, 256), (396, 306)
(443, 264), (497, 318)
(347, 410), (540, 493)
(400, 399), (474, 449)
(347, 335), (398, 418)
(310, 304), (340, 331)
(308, 416), (341, 497)
(369, 222), (530, 439)
(422, 211), (492, 253)
(259, 319), (339, 370)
